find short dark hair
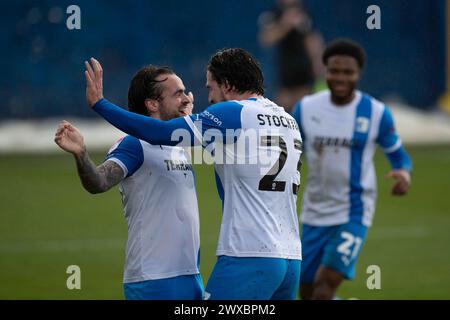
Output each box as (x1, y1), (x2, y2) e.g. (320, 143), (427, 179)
(207, 48), (265, 95)
(322, 39), (366, 69)
(127, 65), (174, 115)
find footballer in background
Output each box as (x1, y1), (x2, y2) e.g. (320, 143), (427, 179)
(293, 39), (412, 300)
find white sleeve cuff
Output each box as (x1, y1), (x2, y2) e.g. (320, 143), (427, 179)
(382, 139), (402, 154)
(106, 158), (128, 178)
(184, 115), (204, 147)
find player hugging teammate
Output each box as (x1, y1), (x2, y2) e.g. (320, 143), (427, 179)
(59, 39), (411, 300)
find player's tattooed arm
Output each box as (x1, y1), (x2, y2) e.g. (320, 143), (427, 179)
(74, 152), (124, 194)
(54, 120), (124, 194)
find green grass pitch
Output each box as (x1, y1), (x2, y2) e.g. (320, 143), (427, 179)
(0, 144), (449, 299)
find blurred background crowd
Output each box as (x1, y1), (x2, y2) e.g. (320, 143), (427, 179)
(1, 0), (447, 121)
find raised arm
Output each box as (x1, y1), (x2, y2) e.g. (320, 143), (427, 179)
(84, 58), (195, 146)
(93, 98), (194, 146)
(54, 120), (124, 194)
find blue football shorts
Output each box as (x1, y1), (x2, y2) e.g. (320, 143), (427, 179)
(123, 273), (204, 300)
(300, 221), (368, 283)
(205, 255), (301, 300)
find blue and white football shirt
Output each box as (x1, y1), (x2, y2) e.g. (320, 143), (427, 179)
(94, 97), (303, 260)
(184, 97), (302, 259)
(293, 90), (412, 227)
(105, 136), (200, 283)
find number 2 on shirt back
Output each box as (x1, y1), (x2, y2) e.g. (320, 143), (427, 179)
(258, 135), (302, 195)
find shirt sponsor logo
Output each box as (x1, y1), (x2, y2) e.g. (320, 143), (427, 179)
(164, 160), (193, 172)
(202, 110), (223, 126)
(313, 136), (355, 149)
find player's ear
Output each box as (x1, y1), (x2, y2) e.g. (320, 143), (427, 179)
(144, 99), (159, 115)
(222, 80), (233, 94)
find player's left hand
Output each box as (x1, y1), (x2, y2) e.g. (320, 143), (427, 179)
(386, 169), (411, 196)
(54, 120), (86, 156)
(85, 57), (104, 107)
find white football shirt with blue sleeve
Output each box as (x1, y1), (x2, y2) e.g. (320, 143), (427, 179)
(92, 97), (303, 260)
(106, 135), (200, 283)
(184, 97), (303, 260)
(293, 90), (412, 227)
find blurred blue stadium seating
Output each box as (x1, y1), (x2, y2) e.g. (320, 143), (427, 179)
(1, 0), (445, 119)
